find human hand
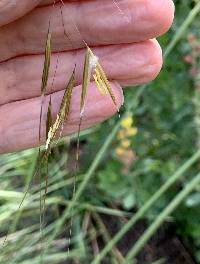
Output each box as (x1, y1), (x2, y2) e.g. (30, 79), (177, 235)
(0, 0), (174, 153)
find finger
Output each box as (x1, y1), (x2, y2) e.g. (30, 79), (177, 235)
(0, 81), (123, 153)
(0, 0), (42, 27)
(39, 0), (59, 5)
(0, 39), (162, 105)
(0, 0), (174, 61)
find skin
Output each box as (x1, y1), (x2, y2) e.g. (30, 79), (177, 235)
(0, 0), (175, 153)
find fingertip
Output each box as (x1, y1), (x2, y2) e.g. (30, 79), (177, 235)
(147, 39), (163, 80)
(111, 81), (125, 110)
(146, 0), (175, 36)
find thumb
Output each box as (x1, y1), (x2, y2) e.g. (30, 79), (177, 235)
(0, 0), (42, 26)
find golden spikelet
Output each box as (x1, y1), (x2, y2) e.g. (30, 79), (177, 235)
(80, 46), (118, 118)
(45, 68), (76, 151)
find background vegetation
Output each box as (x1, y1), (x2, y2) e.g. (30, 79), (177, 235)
(1, 0), (200, 263)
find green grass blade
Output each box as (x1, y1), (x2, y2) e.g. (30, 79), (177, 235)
(124, 172), (200, 263)
(91, 150), (200, 264)
(164, 1), (200, 58)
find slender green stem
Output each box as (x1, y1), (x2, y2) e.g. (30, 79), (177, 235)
(2, 150), (38, 246)
(124, 172), (200, 263)
(164, 1), (200, 58)
(151, 259), (166, 264)
(91, 150), (200, 264)
(93, 213), (124, 263)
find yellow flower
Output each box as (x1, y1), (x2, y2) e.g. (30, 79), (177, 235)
(116, 147), (126, 156)
(126, 127), (138, 137)
(121, 139), (131, 149)
(117, 129), (127, 140)
(116, 114), (138, 159)
(121, 116), (133, 128)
